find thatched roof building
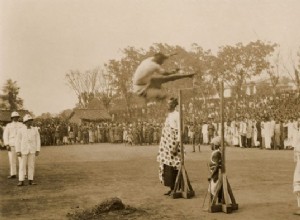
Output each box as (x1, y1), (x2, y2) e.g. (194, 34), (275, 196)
(69, 98), (111, 124)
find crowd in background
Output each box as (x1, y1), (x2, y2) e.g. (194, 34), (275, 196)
(183, 91), (300, 150)
(0, 91), (299, 150)
(28, 121), (163, 146)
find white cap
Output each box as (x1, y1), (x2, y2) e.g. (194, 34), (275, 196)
(23, 114), (33, 123)
(11, 111), (20, 118)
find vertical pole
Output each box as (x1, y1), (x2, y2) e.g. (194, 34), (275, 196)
(220, 81), (225, 174)
(179, 90), (184, 165)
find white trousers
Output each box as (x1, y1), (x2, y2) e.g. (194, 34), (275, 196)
(8, 147), (22, 176)
(19, 153), (36, 181)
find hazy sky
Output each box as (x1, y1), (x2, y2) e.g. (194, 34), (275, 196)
(1, 0), (300, 115)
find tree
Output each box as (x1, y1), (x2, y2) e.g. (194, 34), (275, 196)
(0, 79), (24, 110)
(95, 69), (116, 111)
(66, 67), (114, 109)
(211, 41), (277, 113)
(283, 47), (300, 94)
(38, 112), (53, 119)
(267, 50), (282, 95)
(58, 109), (73, 121)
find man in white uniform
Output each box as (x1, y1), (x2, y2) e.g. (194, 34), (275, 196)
(16, 114), (41, 186)
(3, 111), (24, 179)
(132, 53), (194, 101)
(202, 121), (209, 145)
(293, 118), (300, 215)
(262, 116), (272, 150)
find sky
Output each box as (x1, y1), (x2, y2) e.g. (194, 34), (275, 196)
(0, 0), (300, 115)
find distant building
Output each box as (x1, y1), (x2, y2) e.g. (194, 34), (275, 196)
(69, 98), (111, 124)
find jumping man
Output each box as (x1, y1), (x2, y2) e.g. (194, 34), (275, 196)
(132, 53), (194, 101)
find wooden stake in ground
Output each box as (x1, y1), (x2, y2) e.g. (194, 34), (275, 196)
(208, 81), (238, 213)
(172, 89), (195, 199)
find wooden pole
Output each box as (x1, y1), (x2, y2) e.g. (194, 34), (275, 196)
(179, 90), (184, 165)
(208, 80), (238, 213)
(172, 89), (195, 199)
(220, 81), (225, 173)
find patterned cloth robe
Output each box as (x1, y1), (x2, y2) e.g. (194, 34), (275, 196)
(157, 111), (182, 184)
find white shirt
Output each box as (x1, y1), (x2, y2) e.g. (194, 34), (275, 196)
(15, 126), (41, 154)
(3, 121), (24, 147)
(165, 111), (180, 141)
(165, 111), (180, 130)
(239, 121), (247, 135)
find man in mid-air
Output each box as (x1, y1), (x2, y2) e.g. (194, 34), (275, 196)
(132, 53), (194, 101)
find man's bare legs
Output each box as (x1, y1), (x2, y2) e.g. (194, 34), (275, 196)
(139, 72), (195, 101)
(150, 73), (195, 86)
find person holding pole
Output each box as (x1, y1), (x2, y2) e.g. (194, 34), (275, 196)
(208, 136), (222, 202)
(132, 53), (194, 101)
(157, 97), (182, 196)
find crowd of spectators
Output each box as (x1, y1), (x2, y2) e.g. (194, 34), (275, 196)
(32, 121), (163, 146)
(181, 91), (300, 150)
(0, 91), (299, 150)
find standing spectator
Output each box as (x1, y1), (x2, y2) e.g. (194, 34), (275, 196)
(116, 124), (123, 143)
(225, 121), (232, 146)
(231, 119), (239, 147)
(157, 98), (182, 196)
(54, 125), (61, 145)
(202, 121), (209, 145)
(183, 124), (189, 144)
(148, 123), (154, 145)
(270, 116), (276, 149)
(50, 124), (55, 146)
(0, 123), (4, 149)
(3, 111), (24, 179)
(123, 126), (128, 145)
(144, 122), (150, 145)
(88, 124), (95, 144)
(137, 122), (143, 145)
(77, 125), (82, 144)
(153, 124), (160, 144)
(62, 123), (69, 145)
(239, 117), (247, 148)
(293, 118), (300, 215)
(262, 116), (272, 150)
(274, 119), (281, 150)
(68, 125), (75, 144)
(256, 117), (262, 148)
(96, 124), (101, 143)
(207, 120), (215, 144)
(246, 118), (253, 148)
(15, 114), (41, 186)
(83, 125), (89, 144)
(127, 125), (133, 145)
(208, 137), (222, 203)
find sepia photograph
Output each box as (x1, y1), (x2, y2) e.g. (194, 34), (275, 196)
(1, 0), (300, 219)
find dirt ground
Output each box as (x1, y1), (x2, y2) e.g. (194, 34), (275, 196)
(0, 143), (299, 220)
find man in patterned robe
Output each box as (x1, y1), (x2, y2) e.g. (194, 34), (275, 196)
(157, 98), (182, 196)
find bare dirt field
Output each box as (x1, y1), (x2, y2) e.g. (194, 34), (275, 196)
(0, 143), (299, 220)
